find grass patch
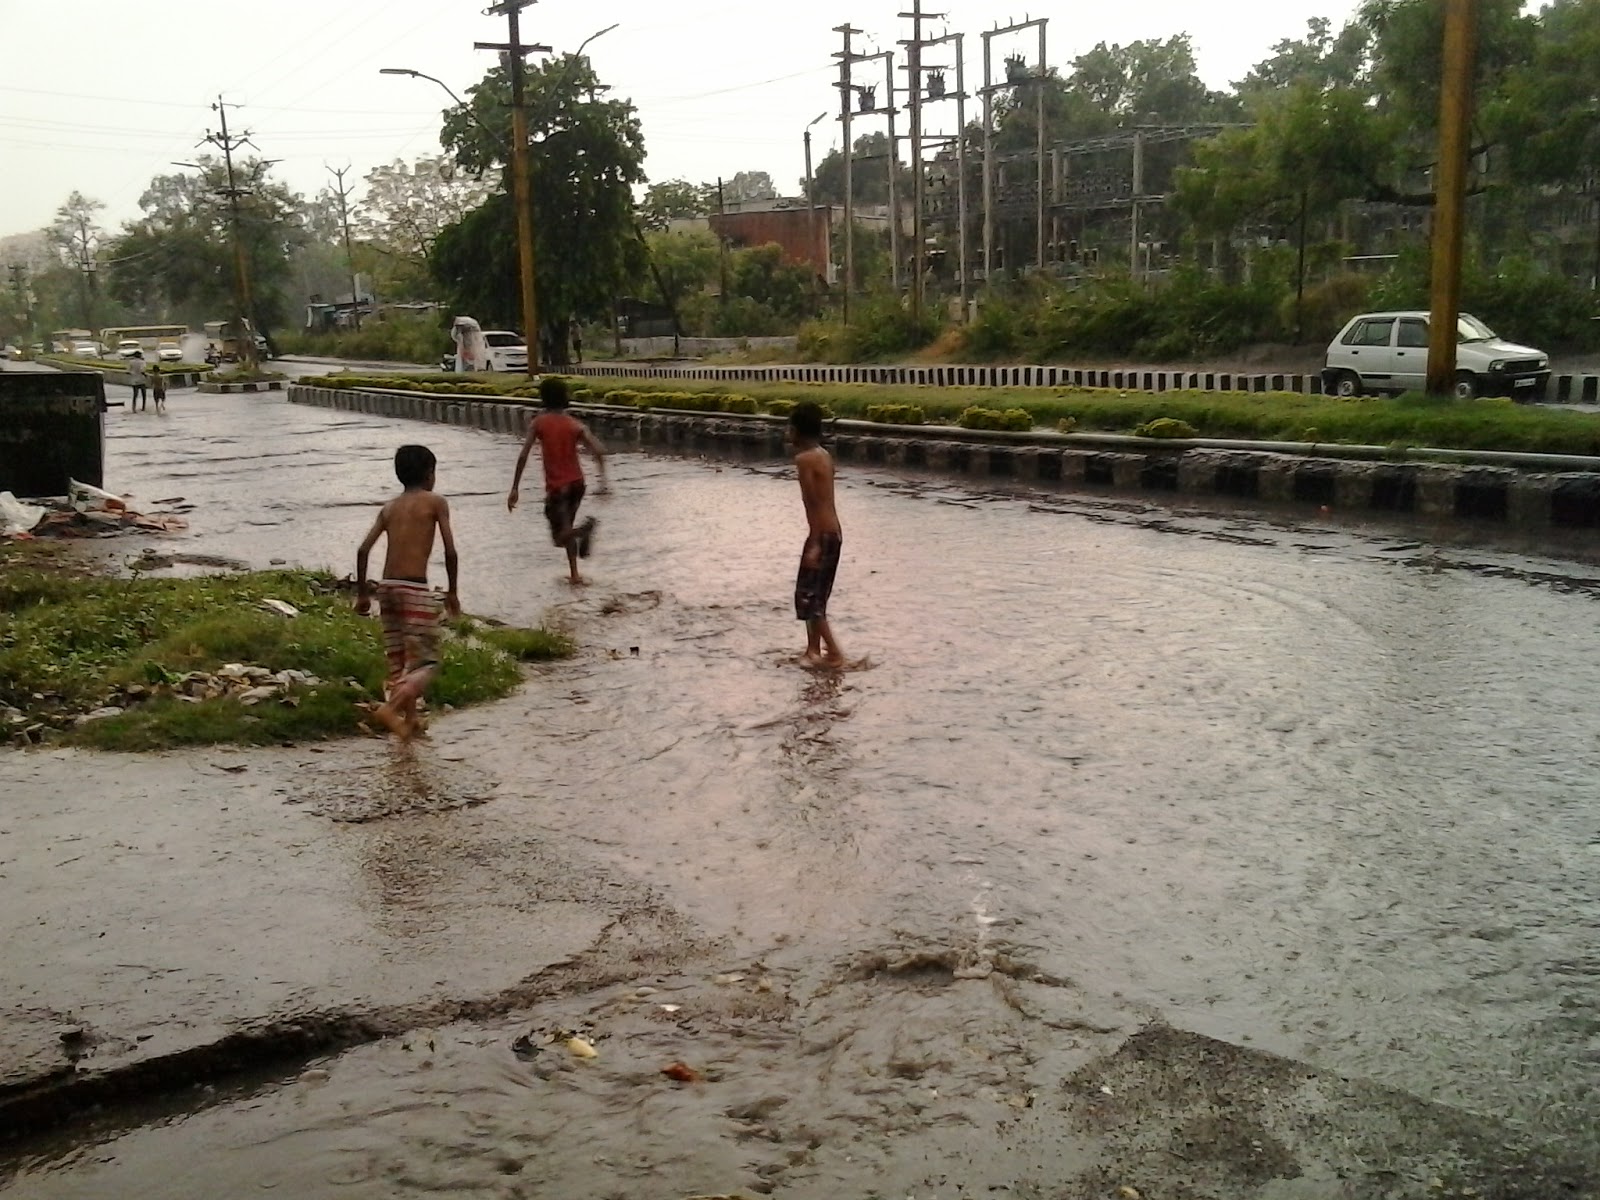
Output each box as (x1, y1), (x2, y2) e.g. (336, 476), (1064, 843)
(0, 567), (572, 750)
(40, 354), (213, 374)
(298, 371), (1600, 456)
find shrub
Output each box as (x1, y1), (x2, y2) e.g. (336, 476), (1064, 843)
(1283, 273), (1372, 344)
(721, 395), (759, 414)
(957, 406), (1033, 432)
(277, 314), (446, 365)
(798, 293), (941, 363)
(764, 399), (798, 418)
(865, 403), (926, 425)
(604, 389), (641, 405)
(1056, 416), (1078, 434)
(1133, 418), (1199, 439)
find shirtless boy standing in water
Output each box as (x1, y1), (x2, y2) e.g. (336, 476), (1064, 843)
(788, 401), (846, 668)
(355, 444), (461, 739)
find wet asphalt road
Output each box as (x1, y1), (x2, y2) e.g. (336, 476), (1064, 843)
(3, 384), (1600, 1196)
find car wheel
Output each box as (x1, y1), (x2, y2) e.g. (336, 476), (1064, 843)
(1335, 371), (1363, 398)
(1453, 371), (1478, 400)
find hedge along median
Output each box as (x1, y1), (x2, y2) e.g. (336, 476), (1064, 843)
(0, 565), (571, 751)
(300, 371), (1600, 458)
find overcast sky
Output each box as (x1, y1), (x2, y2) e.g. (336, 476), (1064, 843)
(0, 0), (1358, 240)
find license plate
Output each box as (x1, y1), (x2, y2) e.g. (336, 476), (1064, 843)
(1515, 377), (1536, 387)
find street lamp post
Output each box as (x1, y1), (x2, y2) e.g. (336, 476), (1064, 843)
(804, 112), (827, 291)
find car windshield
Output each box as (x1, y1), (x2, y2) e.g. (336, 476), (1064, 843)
(1457, 315), (1496, 343)
(485, 333), (525, 347)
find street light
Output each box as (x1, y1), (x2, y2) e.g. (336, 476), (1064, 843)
(378, 67), (466, 108)
(804, 112), (828, 286)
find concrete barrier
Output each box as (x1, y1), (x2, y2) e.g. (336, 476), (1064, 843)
(1, 370), (106, 495)
(286, 383), (1600, 531)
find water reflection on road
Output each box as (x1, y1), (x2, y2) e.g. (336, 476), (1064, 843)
(15, 391), (1600, 1192)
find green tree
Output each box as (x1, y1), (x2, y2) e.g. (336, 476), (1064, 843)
(106, 159), (305, 333)
(641, 229), (719, 307)
(1484, 0), (1600, 189)
(433, 53), (648, 364)
(1235, 17), (1372, 95)
(811, 132), (907, 206)
(355, 156), (490, 281)
(48, 192), (106, 329)
(640, 178), (715, 228)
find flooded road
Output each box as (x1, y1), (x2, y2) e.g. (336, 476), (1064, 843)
(5, 392), (1600, 1196)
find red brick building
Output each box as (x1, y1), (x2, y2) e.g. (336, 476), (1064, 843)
(708, 201), (833, 278)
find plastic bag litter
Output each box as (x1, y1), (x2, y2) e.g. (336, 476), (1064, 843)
(0, 492), (46, 536)
(68, 479), (127, 512)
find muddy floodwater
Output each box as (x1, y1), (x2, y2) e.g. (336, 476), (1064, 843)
(5, 393), (1600, 1196)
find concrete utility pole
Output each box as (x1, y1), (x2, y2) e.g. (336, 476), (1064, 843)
(1129, 129), (1144, 280)
(477, 1), (550, 377)
(716, 177), (730, 308)
(7, 263), (31, 340)
(919, 30), (970, 314)
(833, 24), (861, 325)
(899, 0), (940, 321)
(1426, 0), (1479, 396)
(201, 98), (261, 370)
(325, 164), (363, 332)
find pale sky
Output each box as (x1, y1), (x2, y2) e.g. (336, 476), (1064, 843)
(0, 0), (1358, 240)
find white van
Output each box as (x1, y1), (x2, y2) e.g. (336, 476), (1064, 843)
(1323, 311), (1550, 400)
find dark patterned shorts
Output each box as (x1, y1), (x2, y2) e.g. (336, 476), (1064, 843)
(794, 533), (842, 621)
(544, 481), (586, 542)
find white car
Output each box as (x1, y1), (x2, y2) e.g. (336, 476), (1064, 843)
(157, 341), (183, 362)
(116, 339), (143, 359)
(482, 330), (529, 373)
(1323, 311), (1550, 400)
(72, 341), (101, 358)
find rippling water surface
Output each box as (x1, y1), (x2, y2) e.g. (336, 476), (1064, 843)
(7, 394), (1600, 1196)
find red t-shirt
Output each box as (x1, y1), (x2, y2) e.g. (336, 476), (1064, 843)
(534, 412), (585, 492)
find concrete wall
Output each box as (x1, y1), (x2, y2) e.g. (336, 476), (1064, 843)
(0, 371), (105, 496)
(288, 383), (1600, 533)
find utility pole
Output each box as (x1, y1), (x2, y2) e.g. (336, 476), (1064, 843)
(981, 34), (994, 286)
(920, 31), (969, 316)
(833, 24), (860, 325)
(1426, 0), (1479, 396)
(326, 164), (363, 332)
(716, 177), (730, 308)
(899, 0), (939, 321)
(1035, 21), (1047, 274)
(202, 97), (260, 370)
(7, 263), (31, 341)
(1130, 129), (1144, 280)
(477, 1), (549, 377)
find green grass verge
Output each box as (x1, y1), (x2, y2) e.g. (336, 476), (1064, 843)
(300, 371), (1600, 457)
(0, 567), (571, 751)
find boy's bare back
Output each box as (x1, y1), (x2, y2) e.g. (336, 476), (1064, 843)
(373, 490), (452, 582)
(795, 445), (841, 539)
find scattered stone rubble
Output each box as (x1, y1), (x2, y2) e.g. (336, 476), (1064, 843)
(6, 664), (324, 746)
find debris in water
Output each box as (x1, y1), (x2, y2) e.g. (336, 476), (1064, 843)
(659, 1004), (682, 1014)
(511, 1032), (541, 1061)
(714, 973), (746, 985)
(566, 1036), (598, 1059)
(1118, 1188), (1143, 1200)
(661, 1062), (702, 1083)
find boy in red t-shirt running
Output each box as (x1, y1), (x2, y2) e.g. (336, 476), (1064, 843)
(507, 376), (609, 584)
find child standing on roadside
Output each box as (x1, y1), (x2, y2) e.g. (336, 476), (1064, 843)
(355, 444), (461, 741)
(788, 401), (846, 668)
(507, 376), (609, 585)
(151, 363), (167, 413)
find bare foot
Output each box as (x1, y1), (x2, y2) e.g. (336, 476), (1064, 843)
(406, 716), (430, 740)
(368, 702), (411, 739)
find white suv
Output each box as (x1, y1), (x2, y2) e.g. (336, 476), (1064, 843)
(1323, 311), (1549, 400)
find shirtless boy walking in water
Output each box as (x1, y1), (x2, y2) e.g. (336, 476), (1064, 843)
(507, 376), (609, 585)
(788, 401), (846, 668)
(355, 444), (461, 740)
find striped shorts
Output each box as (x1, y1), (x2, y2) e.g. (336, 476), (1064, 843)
(378, 580), (443, 691)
